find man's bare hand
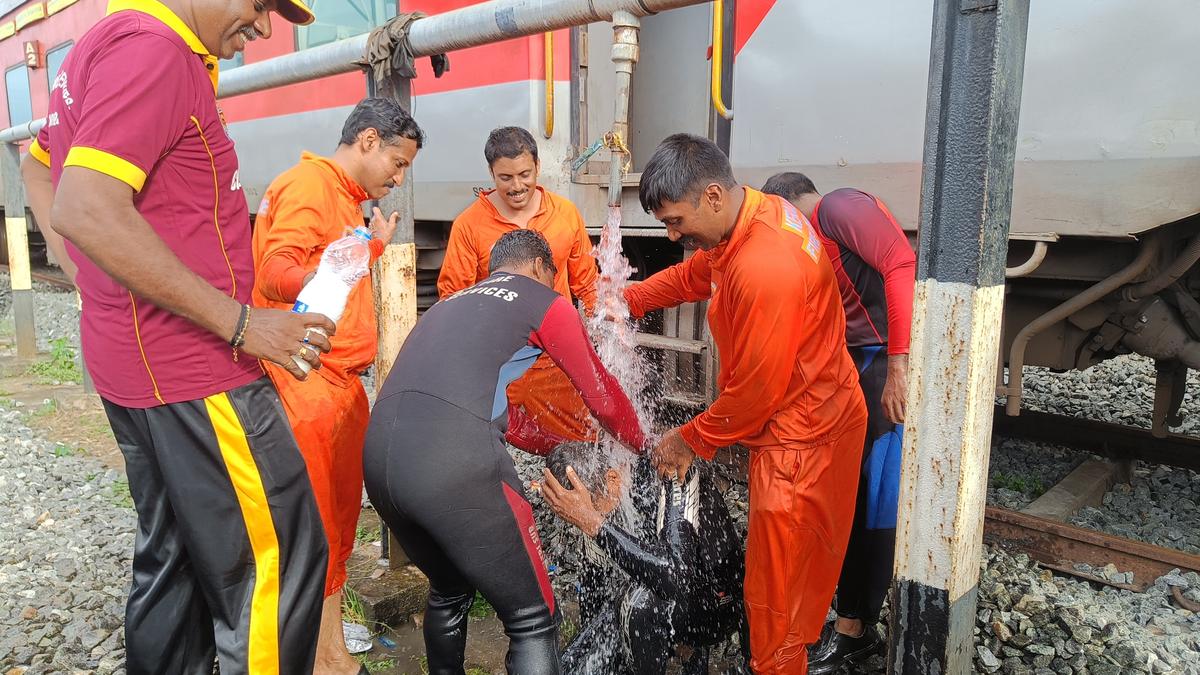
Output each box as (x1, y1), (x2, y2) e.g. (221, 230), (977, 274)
(240, 308), (336, 381)
(652, 427), (697, 480)
(534, 467), (605, 537)
(882, 353), (908, 424)
(369, 207), (400, 246)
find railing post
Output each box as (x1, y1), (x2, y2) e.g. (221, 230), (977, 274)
(888, 0), (1030, 673)
(2, 141), (37, 360)
(371, 72), (417, 568)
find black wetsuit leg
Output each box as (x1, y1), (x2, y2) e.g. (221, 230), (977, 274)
(364, 392), (560, 675)
(622, 585), (673, 675)
(561, 600), (625, 674)
(835, 350), (898, 625)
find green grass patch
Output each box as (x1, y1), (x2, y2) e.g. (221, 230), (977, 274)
(26, 338), (82, 384)
(354, 654), (397, 671)
(468, 591), (495, 619)
(52, 442), (83, 457)
(342, 587), (369, 627)
(991, 472), (1046, 496)
(107, 478), (134, 509)
(356, 521), (381, 544)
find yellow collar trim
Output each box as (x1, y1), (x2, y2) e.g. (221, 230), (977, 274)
(107, 0), (220, 91)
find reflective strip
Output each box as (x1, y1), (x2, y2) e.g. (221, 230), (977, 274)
(4, 217), (32, 290)
(204, 393), (281, 674)
(28, 139), (50, 167)
(64, 146), (146, 192)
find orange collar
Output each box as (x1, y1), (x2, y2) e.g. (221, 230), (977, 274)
(477, 185), (549, 225)
(301, 151), (369, 203)
(708, 186), (759, 270)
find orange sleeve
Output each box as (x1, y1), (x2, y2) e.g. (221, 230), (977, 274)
(437, 214), (482, 299)
(622, 252), (713, 319)
(255, 178), (333, 304)
(566, 208), (598, 313)
(678, 251), (808, 459)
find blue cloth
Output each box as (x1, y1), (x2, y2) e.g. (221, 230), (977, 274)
(864, 424), (903, 530)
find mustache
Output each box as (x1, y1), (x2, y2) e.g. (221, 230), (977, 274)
(239, 25), (262, 42)
(506, 189), (529, 198)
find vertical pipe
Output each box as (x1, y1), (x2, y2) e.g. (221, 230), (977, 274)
(371, 72), (417, 568)
(607, 10), (639, 207)
(888, 1), (1030, 673)
(543, 31), (555, 139)
(2, 142), (36, 360)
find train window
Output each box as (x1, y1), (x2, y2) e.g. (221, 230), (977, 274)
(5, 64), (32, 127)
(45, 42), (72, 91)
(294, 0), (396, 51)
(219, 53), (244, 71)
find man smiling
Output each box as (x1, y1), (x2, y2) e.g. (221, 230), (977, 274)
(20, 1), (331, 673)
(438, 126), (600, 450)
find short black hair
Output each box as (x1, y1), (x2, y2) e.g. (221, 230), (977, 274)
(546, 442), (609, 494)
(484, 126), (539, 167)
(761, 172), (818, 200)
(639, 133), (737, 213)
(339, 97), (425, 149)
(488, 229), (557, 276)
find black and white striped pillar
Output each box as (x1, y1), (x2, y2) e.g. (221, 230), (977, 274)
(888, 1), (1030, 673)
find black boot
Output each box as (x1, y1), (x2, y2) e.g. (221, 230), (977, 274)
(423, 588), (474, 675)
(807, 621), (881, 674)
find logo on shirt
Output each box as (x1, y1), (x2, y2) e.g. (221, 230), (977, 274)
(52, 71), (73, 107)
(781, 200), (822, 263)
(230, 169), (242, 192)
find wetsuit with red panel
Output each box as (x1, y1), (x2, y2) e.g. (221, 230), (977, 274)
(811, 188), (915, 642)
(363, 271), (644, 675)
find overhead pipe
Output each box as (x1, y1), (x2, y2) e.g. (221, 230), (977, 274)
(1004, 234), (1161, 415)
(1005, 240), (1048, 278)
(0, 0), (711, 138)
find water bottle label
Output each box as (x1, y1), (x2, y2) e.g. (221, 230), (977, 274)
(292, 300), (309, 313)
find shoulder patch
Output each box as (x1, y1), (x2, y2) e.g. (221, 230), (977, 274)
(781, 200), (823, 263)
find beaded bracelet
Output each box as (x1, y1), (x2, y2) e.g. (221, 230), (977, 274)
(229, 304), (251, 361)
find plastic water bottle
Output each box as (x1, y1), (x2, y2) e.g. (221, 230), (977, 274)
(291, 226), (373, 373)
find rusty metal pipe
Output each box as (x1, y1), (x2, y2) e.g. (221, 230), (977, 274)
(608, 10), (640, 207)
(1005, 235), (1161, 415)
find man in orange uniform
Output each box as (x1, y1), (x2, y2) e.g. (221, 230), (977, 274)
(252, 98), (423, 675)
(438, 126), (599, 444)
(624, 134), (867, 674)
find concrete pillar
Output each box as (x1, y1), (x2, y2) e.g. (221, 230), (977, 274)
(888, 1), (1031, 673)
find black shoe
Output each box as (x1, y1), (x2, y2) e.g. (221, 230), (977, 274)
(807, 622), (881, 674)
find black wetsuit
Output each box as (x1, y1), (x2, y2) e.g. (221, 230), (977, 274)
(363, 271), (643, 675)
(562, 463), (746, 674)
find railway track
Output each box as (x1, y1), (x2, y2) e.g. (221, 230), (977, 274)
(987, 407), (1200, 597)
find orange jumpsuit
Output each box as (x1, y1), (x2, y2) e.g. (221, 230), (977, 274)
(251, 152), (385, 597)
(625, 188), (868, 674)
(438, 186), (599, 442)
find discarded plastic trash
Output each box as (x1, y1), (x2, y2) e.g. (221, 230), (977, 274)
(343, 621), (372, 654)
(377, 635), (397, 649)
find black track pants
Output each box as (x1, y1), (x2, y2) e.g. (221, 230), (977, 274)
(835, 349), (899, 625)
(364, 391), (560, 675)
(103, 377), (327, 675)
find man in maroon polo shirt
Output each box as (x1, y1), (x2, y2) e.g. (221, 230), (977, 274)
(21, 1), (333, 673)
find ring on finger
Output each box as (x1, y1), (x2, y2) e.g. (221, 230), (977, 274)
(298, 345), (311, 360)
(302, 328), (313, 344)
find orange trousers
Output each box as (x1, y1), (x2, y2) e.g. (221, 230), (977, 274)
(745, 422), (866, 674)
(267, 365), (369, 597)
(506, 359), (597, 442)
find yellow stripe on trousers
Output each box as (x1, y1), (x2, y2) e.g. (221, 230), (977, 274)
(205, 392), (280, 675)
